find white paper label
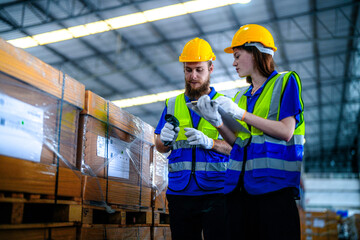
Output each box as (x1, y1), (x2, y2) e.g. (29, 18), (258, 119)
(97, 136), (130, 179)
(313, 218), (325, 228)
(0, 93), (44, 162)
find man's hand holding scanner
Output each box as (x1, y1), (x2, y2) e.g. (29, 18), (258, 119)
(160, 122), (180, 146)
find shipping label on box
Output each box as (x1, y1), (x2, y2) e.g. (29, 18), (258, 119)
(0, 93), (44, 162)
(313, 218), (325, 228)
(97, 135), (130, 179)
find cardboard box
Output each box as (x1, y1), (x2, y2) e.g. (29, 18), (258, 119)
(0, 38), (84, 197)
(78, 91), (154, 208)
(300, 210), (339, 240)
(0, 38), (85, 169)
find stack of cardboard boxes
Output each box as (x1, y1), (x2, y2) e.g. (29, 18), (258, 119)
(299, 209), (339, 240)
(0, 38), (169, 239)
(0, 38), (84, 239)
(78, 90), (153, 208)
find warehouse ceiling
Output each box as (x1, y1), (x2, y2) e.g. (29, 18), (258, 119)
(0, 0), (359, 174)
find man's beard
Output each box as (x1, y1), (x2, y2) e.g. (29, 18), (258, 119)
(185, 76), (210, 100)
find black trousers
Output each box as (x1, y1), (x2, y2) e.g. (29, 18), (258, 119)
(167, 194), (226, 240)
(226, 188), (300, 240)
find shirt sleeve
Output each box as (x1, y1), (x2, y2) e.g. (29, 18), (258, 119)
(279, 73), (303, 126)
(154, 106), (167, 134)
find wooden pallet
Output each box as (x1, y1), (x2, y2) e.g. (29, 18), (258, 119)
(82, 204), (152, 226)
(153, 211), (170, 226)
(78, 225), (151, 240)
(0, 223), (76, 240)
(0, 193), (81, 225)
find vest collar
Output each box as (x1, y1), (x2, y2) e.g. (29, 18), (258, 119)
(245, 70), (278, 97)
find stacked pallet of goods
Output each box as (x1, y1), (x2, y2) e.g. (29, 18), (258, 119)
(77, 90), (154, 239)
(0, 38), (83, 239)
(0, 37), (171, 239)
(299, 209), (339, 240)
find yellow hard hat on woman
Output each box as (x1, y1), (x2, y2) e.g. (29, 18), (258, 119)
(179, 37), (216, 62)
(224, 24), (277, 56)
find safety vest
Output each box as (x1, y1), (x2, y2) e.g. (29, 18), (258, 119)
(166, 92), (229, 194)
(224, 72), (305, 195)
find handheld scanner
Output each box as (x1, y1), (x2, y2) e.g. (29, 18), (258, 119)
(164, 114), (180, 146)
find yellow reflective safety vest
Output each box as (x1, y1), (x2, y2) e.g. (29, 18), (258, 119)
(224, 72), (305, 195)
(166, 92), (229, 194)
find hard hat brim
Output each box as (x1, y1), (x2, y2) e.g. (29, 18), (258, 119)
(179, 56), (216, 62)
(224, 46), (235, 54)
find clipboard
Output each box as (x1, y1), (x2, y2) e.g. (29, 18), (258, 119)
(186, 101), (250, 134)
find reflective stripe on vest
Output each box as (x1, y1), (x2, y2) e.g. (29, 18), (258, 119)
(167, 97), (176, 116)
(251, 134), (304, 146)
(227, 158), (301, 172)
(169, 161), (228, 172)
(234, 87), (248, 104)
(172, 140), (191, 150)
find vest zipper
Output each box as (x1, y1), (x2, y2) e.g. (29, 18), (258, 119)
(191, 146), (196, 174)
(239, 136), (252, 192)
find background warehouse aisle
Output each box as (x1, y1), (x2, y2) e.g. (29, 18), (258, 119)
(0, 0), (360, 239)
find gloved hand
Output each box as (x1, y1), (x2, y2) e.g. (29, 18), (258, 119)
(160, 122), (180, 146)
(196, 95), (223, 127)
(184, 128), (214, 149)
(216, 96), (246, 121)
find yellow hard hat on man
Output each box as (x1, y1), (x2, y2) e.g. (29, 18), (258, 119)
(224, 24), (277, 56)
(179, 37), (216, 62)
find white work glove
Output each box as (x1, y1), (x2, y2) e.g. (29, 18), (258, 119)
(196, 95), (223, 127)
(160, 122), (180, 146)
(216, 96), (246, 121)
(184, 128), (214, 149)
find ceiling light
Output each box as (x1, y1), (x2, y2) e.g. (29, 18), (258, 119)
(33, 29), (73, 45)
(84, 21), (111, 34)
(143, 3), (187, 21)
(113, 79), (249, 108)
(7, 36), (38, 48)
(106, 12), (147, 29)
(7, 0), (251, 49)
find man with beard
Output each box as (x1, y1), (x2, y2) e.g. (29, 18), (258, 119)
(155, 38), (231, 240)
